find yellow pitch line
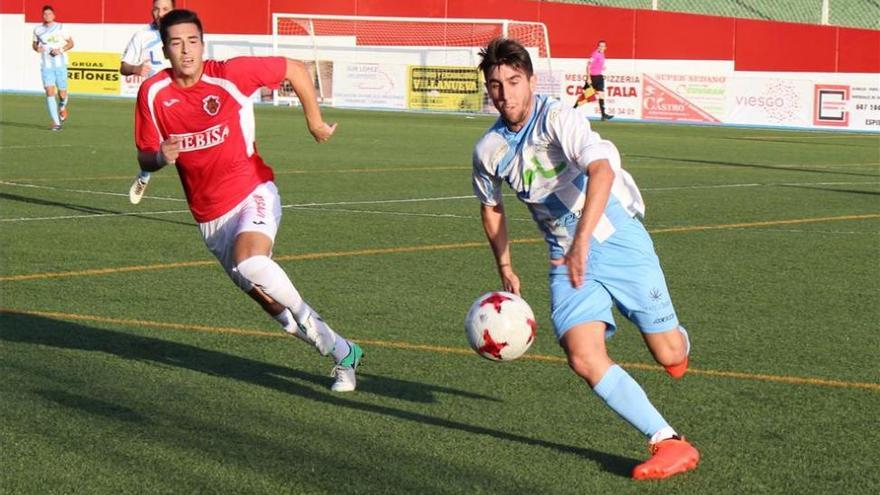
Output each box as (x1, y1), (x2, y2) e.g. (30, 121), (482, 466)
(2, 214), (878, 283)
(2, 308), (877, 392)
(651, 213), (880, 234)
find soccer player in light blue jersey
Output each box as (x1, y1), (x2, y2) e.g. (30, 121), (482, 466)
(32, 5), (73, 131)
(122, 0), (174, 204)
(472, 38), (699, 480)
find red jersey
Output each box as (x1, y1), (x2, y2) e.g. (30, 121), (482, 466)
(135, 57), (286, 222)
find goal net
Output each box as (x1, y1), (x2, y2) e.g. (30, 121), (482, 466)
(271, 14), (555, 113)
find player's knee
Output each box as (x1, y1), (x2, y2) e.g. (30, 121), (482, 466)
(566, 350), (609, 384)
(650, 335), (687, 366)
(235, 255), (272, 281)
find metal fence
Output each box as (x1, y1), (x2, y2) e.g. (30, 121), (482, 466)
(560, 0), (879, 30)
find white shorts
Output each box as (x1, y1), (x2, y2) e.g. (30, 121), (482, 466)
(199, 181), (282, 292)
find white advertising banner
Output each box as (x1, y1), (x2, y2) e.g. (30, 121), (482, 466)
(726, 77), (814, 127)
(812, 81), (880, 131)
(331, 62), (407, 110)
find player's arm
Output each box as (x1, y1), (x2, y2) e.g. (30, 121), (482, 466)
(32, 39), (41, 52)
(120, 35), (149, 77)
(553, 159), (614, 288)
(585, 58), (592, 84)
(120, 61), (143, 76)
(283, 58), (336, 142)
(137, 137), (181, 172)
(51, 36), (74, 57)
(481, 203), (521, 295)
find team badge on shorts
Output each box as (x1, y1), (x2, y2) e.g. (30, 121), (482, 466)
(203, 95), (221, 116)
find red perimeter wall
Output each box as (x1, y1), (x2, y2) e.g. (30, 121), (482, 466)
(6, 0), (878, 72)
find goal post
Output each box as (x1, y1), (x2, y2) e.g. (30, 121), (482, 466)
(271, 13), (555, 112)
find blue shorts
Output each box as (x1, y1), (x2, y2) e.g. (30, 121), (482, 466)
(41, 66), (68, 90)
(549, 217), (679, 340)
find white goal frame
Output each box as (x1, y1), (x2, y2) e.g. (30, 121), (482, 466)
(271, 13), (554, 110)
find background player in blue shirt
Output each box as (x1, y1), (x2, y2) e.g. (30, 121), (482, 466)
(122, 0), (174, 204)
(32, 5), (73, 131)
(472, 37), (699, 480)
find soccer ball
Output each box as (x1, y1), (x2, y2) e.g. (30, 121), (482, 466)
(465, 291), (537, 362)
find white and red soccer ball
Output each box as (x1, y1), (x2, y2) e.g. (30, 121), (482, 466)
(465, 291), (537, 361)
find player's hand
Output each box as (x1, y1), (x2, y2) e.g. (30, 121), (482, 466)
(551, 240), (590, 288)
(137, 61), (151, 78)
(499, 265), (521, 295)
(50, 48), (60, 56)
(309, 122), (337, 143)
(159, 136), (181, 165)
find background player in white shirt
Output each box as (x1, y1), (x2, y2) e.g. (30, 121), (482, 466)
(472, 38), (698, 480)
(133, 9), (363, 392)
(122, 0), (174, 204)
(32, 5), (73, 131)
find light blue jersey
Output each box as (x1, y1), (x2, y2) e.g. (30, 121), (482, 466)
(33, 22), (70, 69)
(121, 24), (169, 77)
(472, 94), (645, 260)
(472, 94), (678, 338)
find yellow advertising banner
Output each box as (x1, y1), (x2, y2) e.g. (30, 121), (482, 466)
(67, 52), (121, 95)
(407, 66), (481, 112)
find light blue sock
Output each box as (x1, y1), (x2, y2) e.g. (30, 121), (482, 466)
(46, 96), (60, 125)
(593, 364), (670, 438)
(138, 170), (152, 182)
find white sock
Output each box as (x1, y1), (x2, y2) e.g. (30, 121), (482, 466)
(273, 308), (312, 344)
(650, 426), (678, 444)
(272, 307), (294, 331)
(679, 325), (691, 356)
(236, 255), (309, 321)
(330, 334), (350, 363)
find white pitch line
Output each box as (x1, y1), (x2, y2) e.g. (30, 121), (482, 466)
(284, 195), (474, 208)
(2, 180), (879, 224)
(0, 180), (186, 202)
(288, 205), (483, 221)
(0, 144), (75, 150)
(0, 210), (194, 223)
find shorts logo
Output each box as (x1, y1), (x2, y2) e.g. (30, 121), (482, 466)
(653, 313), (675, 325)
(649, 288), (663, 301)
(203, 95), (221, 116)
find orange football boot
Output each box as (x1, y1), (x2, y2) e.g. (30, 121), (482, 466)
(632, 436), (700, 480)
(664, 356), (689, 379)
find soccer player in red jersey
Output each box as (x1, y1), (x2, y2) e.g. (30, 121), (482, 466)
(134, 9), (362, 391)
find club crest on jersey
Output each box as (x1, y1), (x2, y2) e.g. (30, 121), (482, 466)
(203, 95), (221, 116)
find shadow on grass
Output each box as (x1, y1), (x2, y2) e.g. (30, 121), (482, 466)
(0, 191), (193, 227)
(628, 154), (880, 178)
(0, 310), (638, 480)
(778, 183), (880, 196)
(0, 120), (51, 131)
(720, 135), (880, 149)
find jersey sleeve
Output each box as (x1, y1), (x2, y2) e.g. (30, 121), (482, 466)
(134, 84), (161, 153)
(547, 105), (613, 172)
(121, 32), (143, 64)
(471, 147), (503, 206)
(223, 56), (287, 96)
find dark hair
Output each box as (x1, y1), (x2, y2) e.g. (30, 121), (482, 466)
(478, 37), (533, 78)
(156, 0), (177, 6)
(42, 5), (53, 12)
(159, 9), (203, 46)
(598, 40), (606, 45)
